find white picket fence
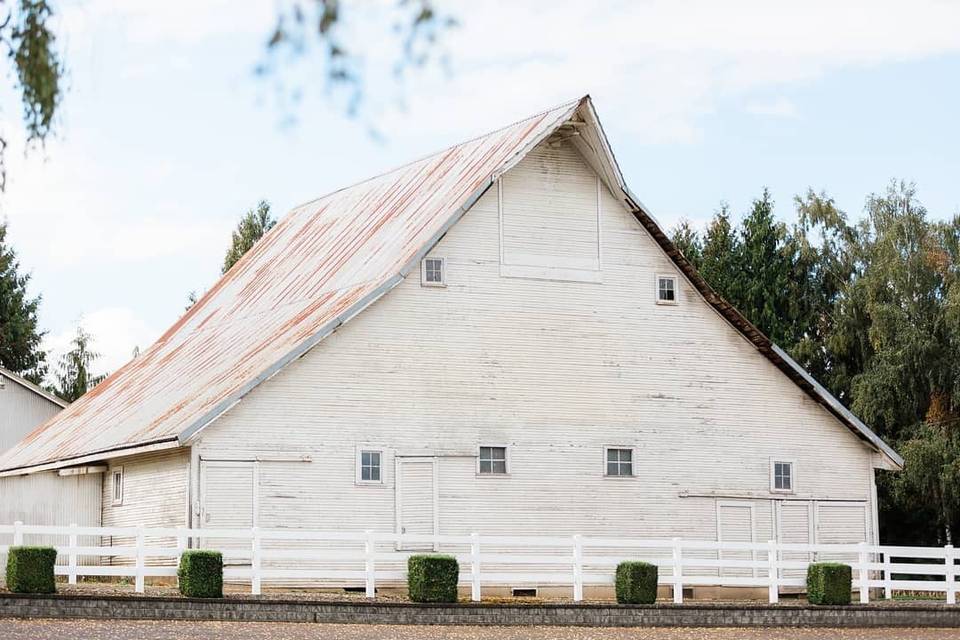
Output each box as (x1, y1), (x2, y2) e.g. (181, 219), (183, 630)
(0, 521), (957, 604)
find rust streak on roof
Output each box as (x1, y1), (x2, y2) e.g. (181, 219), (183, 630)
(0, 98), (581, 474)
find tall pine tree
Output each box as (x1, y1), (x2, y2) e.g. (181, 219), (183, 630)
(0, 221), (46, 383)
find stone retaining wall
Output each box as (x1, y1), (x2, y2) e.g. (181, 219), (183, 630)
(1, 594), (958, 627)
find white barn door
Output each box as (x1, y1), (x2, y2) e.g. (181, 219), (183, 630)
(396, 458), (437, 551)
(776, 501), (814, 578)
(717, 501), (756, 578)
(200, 460), (257, 561)
(815, 501), (868, 564)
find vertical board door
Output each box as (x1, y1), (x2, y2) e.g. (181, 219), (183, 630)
(200, 460), (256, 562)
(776, 501), (813, 578)
(397, 458), (437, 551)
(815, 501), (868, 563)
(717, 501), (756, 577)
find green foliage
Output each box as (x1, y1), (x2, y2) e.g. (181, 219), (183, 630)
(177, 550), (223, 598)
(5, 546), (56, 594)
(0, 221), (47, 383)
(259, 1), (456, 119)
(407, 554), (458, 603)
(614, 561), (658, 604)
(222, 201), (277, 274)
(806, 562), (851, 605)
(0, 0), (64, 190)
(52, 325), (105, 402)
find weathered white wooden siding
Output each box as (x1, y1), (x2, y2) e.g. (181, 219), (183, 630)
(101, 449), (189, 565)
(194, 139), (878, 552)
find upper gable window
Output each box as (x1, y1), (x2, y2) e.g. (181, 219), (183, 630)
(656, 275), (678, 305)
(421, 257), (446, 287)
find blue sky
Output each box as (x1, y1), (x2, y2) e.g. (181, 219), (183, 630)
(2, 0), (959, 378)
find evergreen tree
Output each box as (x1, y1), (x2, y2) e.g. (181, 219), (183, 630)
(53, 325), (105, 402)
(0, 220), (46, 383)
(698, 204), (741, 301)
(222, 201), (277, 274)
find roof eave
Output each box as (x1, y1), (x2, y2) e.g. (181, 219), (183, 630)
(0, 367), (68, 408)
(0, 437), (181, 477)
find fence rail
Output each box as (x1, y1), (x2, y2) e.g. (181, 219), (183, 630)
(0, 522), (956, 604)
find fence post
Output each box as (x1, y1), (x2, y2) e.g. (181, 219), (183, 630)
(946, 544), (956, 605)
(134, 525), (145, 593)
(364, 529), (376, 598)
(175, 527), (187, 588)
(572, 534), (583, 602)
(251, 527), (262, 596)
(858, 541), (869, 604)
(470, 532), (481, 602)
(767, 540), (779, 604)
(883, 551), (892, 600)
(68, 523), (78, 585)
(12, 521), (22, 546)
(672, 537), (683, 604)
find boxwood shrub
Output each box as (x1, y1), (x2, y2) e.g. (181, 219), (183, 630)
(5, 546), (57, 594)
(806, 562), (851, 605)
(407, 554), (459, 603)
(177, 550), (223, 598)
(615, 560), (658, 604)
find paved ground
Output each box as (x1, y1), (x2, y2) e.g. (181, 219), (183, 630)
(3, 620), (960, 640)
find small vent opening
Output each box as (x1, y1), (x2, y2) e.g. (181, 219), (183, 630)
(511, 587), (538, 598)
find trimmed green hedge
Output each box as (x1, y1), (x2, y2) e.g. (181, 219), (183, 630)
(407, 554), (459, 603)
(5, 546), (57, 594)
(807, 562), (851, 605)
(177, 550), (223, 598)
(615, 561), (658, 604)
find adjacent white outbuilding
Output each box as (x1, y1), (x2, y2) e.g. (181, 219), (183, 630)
(0, 368), (99, 557)
(0, 97), (901, 576)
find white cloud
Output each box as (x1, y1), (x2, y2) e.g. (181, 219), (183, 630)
(357, 0), (960, 144)
(745, 97), (800, 119)
(43, 307), (161, 383)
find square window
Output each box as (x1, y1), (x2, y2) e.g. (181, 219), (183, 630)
(112, 468), (124, 505)
(479, 446), (507, 475)
(358, 449), (382, 483)
(605, 448), (633, 477)
(422, 257), (445, 286)
(772, 460), (793, 492)
(657, 276), (677, 304)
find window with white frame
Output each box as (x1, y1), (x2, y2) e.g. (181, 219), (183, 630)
(771, 460), (794, 492)
(478, 446), (507, 475)
(605, 447), (634, 477)
(656, 275), (678, 304)
(357, 449), (383, 483)
(421, 257), (446, 286)
(112, 467), (124, 505)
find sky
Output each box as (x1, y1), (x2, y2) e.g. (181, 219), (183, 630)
(1, 0), (959, 381)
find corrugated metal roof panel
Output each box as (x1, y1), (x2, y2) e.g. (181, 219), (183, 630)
(0, 98), (581, 473)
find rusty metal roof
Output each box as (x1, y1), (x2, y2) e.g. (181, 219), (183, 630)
(0, 98), (582, 474)
(0, 95), (901, 474)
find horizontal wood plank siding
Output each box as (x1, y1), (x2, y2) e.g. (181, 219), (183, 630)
(101, 449), (189, 565)
(195, 138), (876, 551)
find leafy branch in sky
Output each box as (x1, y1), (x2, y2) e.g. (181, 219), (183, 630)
(0, 0), (64, 191)
(258, 0), (456, 120)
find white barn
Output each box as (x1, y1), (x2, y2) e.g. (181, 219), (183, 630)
(0, 97), (901, 585)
